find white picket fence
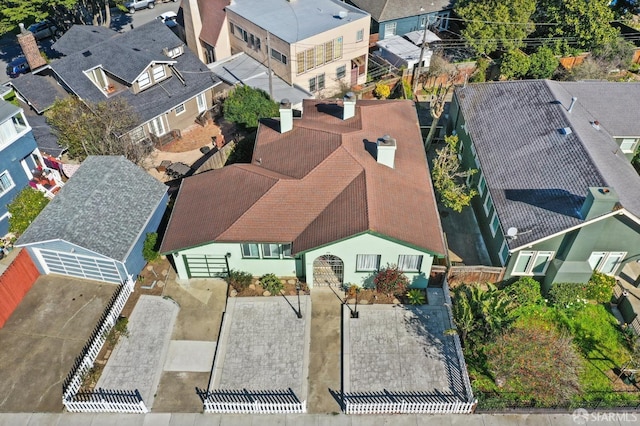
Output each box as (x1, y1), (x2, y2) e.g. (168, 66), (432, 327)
(345, 399), (475, 414)
(62, 276), (148, 413)
(204, 399), (307, 414)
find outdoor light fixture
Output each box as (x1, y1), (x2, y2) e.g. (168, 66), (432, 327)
(295, 281), (302, 319)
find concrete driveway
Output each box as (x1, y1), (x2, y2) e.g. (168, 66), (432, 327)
(0, 275), (118, 412)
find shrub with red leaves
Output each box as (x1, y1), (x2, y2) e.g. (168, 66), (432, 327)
(374, 264), (409, 296)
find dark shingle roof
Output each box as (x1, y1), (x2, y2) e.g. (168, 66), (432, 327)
(0, 99), (20, 123)
(455, 80), (640, 249)
(10, 72), (69, 114)
(161, 99), (446, 256)
(17, 156), (167, 261)
(348, 0), (454, 22)
(51, 25), (116, 56)
(29, 20), (219, 125)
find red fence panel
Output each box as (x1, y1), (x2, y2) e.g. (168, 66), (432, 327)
(0, 249), (40, 328)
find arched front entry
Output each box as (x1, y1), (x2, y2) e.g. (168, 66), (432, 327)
(313, 255), (344, 287)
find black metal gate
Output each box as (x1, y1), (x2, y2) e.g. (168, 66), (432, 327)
(312, 255), (344, 287)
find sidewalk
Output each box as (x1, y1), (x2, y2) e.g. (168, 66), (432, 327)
(0, 412), (621, 425)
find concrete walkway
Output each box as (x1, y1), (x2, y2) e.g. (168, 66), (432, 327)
(0, 412), (631, 425)
(307, 287), (343, 413)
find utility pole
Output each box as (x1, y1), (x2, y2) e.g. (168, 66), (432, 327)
(266, 30), (274, 99)
(412, 22), (429, 95)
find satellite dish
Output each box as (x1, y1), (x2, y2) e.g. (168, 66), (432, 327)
(507, 227), (519, 238)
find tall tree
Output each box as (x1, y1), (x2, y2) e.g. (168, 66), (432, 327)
(455, 0), (536, 55)
(534, 0), (619, 53)
(45, 97), (144, 164)
(431, 135), (477, 213)
(223, 85), (279, 129)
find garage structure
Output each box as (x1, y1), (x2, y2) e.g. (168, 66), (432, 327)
(16, 156), (168, 283)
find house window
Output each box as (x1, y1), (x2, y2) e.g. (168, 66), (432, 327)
(305, 48), (315, 71)
(129, 126), (145, 142)
(490, 212), (500, 237)
(271, 48), (287, 64)
(309, 77), (316, 92)
(282, 244), (293, 258)
(309, 74), (325, 92)
(356, 29), (364, 42)
(167, 46), (184, 58)
(196, 92), (207, 113)
(175, 103), (186, 115)
(324, 40), (333, 63)
(356, 254), (381, 271)
(318, 73), (325, 90)
(261, 244), (280, 258)
(315, 45), (324, 69)
(296, 52), (305, 74)
(512, 251), (554, 276)
(457, 140), (464, 160)
(420, 16), (427, 28)
(152, 65), (166, 81)
(241, 243), (260, 258)
(334, 37), (343, 59)
(148, 116), (165, 136)
(138, 71), (151, 88)
(588, 251), (626, 275)
(483, 192), (493, 216)
(477, 173), (486, 197)
(255, 38), (261, 51)
(384, 22), (397, 38)
(398, 255), (423, 272)
(499, 239), (509, 266)
(620, 138), (638, 153)
(85, 68), (108, 92)
(0, 171), (14, 197)
(337, 65), (346, 79)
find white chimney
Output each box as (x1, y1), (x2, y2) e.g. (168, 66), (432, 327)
(343, 92), (356, 120)
(568, 97), (577, 113)
(377, 135), (397, 168)
(279, 99), (293, 133)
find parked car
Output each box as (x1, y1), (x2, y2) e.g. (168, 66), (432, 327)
(157, 11), (178, 28)
(27, 20), (61, 41)
(6, 57), (30, 78)
(125, 0), (156, 13)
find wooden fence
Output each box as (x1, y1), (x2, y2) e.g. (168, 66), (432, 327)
(202, 389), (306, 414)
(447, 265), (505, 287)
(62, 276), (147, 413)
(0, 249), (40, 328)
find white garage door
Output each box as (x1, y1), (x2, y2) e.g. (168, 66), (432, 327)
(36, 248), (122, 284)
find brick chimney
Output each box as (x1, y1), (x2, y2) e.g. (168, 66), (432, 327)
(17, 23), (47, 71)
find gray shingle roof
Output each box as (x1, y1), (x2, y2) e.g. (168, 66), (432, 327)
(0, 99), (20, 123)
(29, 20), (220, 125)
(226, 0), (369, 43)
(348, 0), (454, 22)
(16, 156), (167, 262)
(9, 71), (70, 114)
(455, 80), (640, 249)
(51, 25), (116, 56)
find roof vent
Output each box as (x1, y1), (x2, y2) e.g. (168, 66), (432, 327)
(567, 96), (577, 113)
(337, 10), (348, 19)
(591, 120), (601, 130)
(82, 50), (92, 57)
(559, 127), (572, 135)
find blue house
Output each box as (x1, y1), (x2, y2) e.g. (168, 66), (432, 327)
(347, 0), (453, 40)
(0, 99), (50, 238)
(16, 156), (168, 284)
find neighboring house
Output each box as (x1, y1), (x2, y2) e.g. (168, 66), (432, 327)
(207, 52), (313, 110)
(0, 99), (63, 237)
(160, 96), (446, 287)
(10, 20), (221, 148)
(16, 156), (168, 284)
(225, 0), (371, 96)
(374, 30), (440, 70)
(449, 80), (640, 288)
(347, 0), (453, 41)
(181, 0), (232, 64)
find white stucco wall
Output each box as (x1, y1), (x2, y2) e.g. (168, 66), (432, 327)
(304, 233), (435, 288)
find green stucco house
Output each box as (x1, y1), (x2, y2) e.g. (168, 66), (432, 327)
(449, 80), (640, 288)
(160, 96), (446, 287)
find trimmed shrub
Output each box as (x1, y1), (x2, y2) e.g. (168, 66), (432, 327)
(227, 269), (253, 292)
(586, 271), (615, 303)
(260, 273), (283, 295)
(142, 232), (160, 262)
(374, 264), (409, 296)
(548, 283), (588, 309)
(506, 276), (542, 307)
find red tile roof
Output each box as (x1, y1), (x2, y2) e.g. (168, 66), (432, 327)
(160, 99), (446, 256)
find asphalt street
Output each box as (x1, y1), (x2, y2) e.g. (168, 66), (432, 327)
(0, 2), (180, 86)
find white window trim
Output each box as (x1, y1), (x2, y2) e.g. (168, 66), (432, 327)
(398, 254), (423, 272)
(196, 92), (207, 113)
(282, 243), (293, 258)
(152, 65), (166, 82)
(356, 254), (380, 271)
(175, 103), (186, 116)
(384, 22), (397, 38)
(512, 250), (554, 276)
(261, 243), (280, 259)
(483, 192), (493, 216)
(138, 71), (151, 89)
(241, 243), (260, 258)
(489, 212), (500, 237)
(589, 251), (626, 275)
(148, 116), (166, 136)
(356, 29), (364, 42)
(0, 171), (15, 197)
(498, 239), (509, 266)
(477, 173), (486, 197)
